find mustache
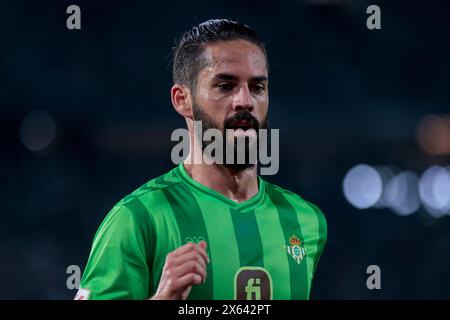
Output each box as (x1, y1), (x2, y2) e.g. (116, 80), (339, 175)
(224, 111), (260, 130)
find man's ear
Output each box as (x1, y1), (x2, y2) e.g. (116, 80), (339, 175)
(171, 84), (193, 120)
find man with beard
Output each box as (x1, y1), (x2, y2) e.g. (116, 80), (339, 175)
(76, 19), (327, 300)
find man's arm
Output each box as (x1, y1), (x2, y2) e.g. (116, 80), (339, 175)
(77, 203), (209, 300)
(77, 204), (153, 299)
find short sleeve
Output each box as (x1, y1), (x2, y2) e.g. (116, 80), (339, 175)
(77, 200), (155, 300)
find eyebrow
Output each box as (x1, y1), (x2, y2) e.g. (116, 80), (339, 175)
(212, 73), (268, 82)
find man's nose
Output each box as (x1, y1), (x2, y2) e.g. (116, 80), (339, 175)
(233, 85), (254, 112)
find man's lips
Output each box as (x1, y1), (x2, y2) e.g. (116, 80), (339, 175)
(228, 119), (254, 130)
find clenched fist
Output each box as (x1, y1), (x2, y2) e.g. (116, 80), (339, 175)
(150, 241), (210, 300)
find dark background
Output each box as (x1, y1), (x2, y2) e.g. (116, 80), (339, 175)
(1, 0), (449, 299)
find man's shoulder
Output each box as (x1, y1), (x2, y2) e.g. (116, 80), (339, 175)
(262, 180), (327, 241)
(262, 179), (325, 217)
(116, 166), (182, 208)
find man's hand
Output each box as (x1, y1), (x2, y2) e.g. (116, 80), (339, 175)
(150, 240), (210, 300)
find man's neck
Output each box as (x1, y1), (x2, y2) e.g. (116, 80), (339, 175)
(183, 162), (259, 203)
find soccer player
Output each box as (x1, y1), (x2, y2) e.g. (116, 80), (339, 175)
(76, 19), (327, 300)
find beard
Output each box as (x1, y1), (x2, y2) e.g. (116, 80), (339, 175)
(192, 99), (268, 171)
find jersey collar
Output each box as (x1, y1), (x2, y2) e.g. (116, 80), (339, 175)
(176, 162), (265, 211)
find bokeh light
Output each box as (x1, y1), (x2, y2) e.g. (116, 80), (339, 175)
(384, 171), (420, 216)
(343, 164), (383, 209)
(20, 110), (57, 152)
(417, 114), (450, 156)
(419, 166), (450, 218)
(373, 166), (396, 209)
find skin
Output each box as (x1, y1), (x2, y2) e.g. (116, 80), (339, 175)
(150, 241), (209, 300)
(151, 39), (269, 300)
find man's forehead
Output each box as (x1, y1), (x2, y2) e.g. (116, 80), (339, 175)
(202, 40), (267, 75)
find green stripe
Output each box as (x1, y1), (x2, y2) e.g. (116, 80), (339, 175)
(121, 197), (156, 297)
(266, 185), (309, 300)
(230, 208), (264, 267)
(254, 199), (291, 299)
(162, 184), (214, 300)
(196, 199), (240, 299)
(138, 191), (182, 296)
(286, 198), (320, 299)
(122, 197), (155, 266)
(287, 200), (327, 298)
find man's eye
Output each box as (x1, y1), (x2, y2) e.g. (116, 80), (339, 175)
(252, 85), (265, 94)
(218, 83), (233, 91)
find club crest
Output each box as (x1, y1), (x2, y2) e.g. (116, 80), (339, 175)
(286, 235), (306, 264)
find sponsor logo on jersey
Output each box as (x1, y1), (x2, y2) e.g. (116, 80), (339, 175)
(234, 267), (272, 300)
(286, 234), (306, 264)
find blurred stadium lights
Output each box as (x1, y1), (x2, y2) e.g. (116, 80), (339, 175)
(20, 110), (56, 152)
(384, 171), (420, 216)
(418, 166), (450, 218)
(373, 166), (396, 209)
(343, 164), (383, 209)
(343, 163), (450, 219)
(417, 114), (450, 156)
